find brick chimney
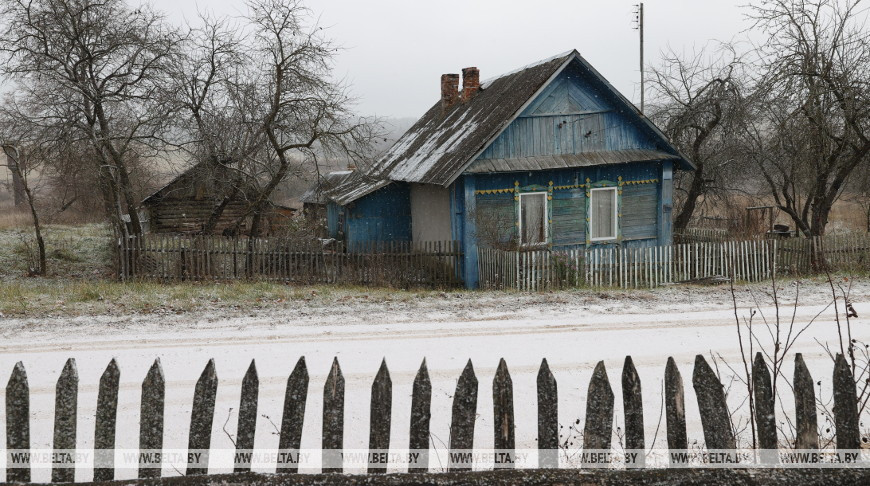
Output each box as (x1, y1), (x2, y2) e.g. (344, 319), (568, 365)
(441, 73), (460, 111)
(461, 67), (480, 101)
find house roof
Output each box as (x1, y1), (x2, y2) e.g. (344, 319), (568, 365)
(300, 170), (356, 204)
(326, 49), (694, 205)
(465, 149), (678, 174)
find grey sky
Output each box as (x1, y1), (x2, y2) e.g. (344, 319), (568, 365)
(148, 0), (753, 119)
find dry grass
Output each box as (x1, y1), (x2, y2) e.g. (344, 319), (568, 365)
(0, 280), (460, 317)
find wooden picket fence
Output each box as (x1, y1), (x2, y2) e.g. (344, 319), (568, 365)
(479, 240), (774, 291)
(118, 235), (462, 288)
(3, 351), (863, 481)
(480, 234), (870, 291)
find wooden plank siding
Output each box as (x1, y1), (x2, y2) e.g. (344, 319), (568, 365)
(477, 65), (658, 161)
(620, 183), (657, 241)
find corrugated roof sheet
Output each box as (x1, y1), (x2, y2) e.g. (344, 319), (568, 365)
(323, 170), (391, 206)
(300, 170), (356, 204)
(465, 149), (678, 173)
(369, 52), (573, 187)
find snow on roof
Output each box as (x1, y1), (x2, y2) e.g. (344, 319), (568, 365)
(327, 49), (693, 205)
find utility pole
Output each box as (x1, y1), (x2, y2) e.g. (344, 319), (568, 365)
(634, 3), (645, 114)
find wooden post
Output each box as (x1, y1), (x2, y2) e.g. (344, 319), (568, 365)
(793, 354), (819, 450)
(665, 357), (688, 466)
(537, 358), (558, 469)
(186, 359), (218, 475)
(492, 359), (515, 469)
(139, 359), (165, 479)
(94, 359), (120, 481)
(368, 359), (392, 474)
(449, 360), (478, 471)
(622, 356), (645, 468)
(692, 355), (736, 453)
(52, 359), (78, 483)
(275, 357), (308, 472)
(409, 359), (431, 472)
(582, 361), (614, 466)
(322, 358), (344, 473)
(235, 360), (259, 473)
(752, 353), (778, 463)
(833, 353), (861, 451)
(6, 362), (30, 483)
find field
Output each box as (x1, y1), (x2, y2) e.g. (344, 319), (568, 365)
(1, 222), (870, 481)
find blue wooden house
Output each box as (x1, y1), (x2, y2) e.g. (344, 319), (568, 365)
(320, 50), (694, 288)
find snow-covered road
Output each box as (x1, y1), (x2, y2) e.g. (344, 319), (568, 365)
(1, 287), (868, 481)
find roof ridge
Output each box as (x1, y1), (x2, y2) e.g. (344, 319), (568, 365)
(480, 50), (576, 88)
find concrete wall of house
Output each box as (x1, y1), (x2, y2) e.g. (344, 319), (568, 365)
(410, 183), (452, 242)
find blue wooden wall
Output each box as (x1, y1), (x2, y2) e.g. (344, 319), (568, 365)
(327, 183), (412, 249)
(478, 60), (663, 160)
(468, 162), (664, 250)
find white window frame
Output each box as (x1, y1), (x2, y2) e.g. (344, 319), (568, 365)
(518, 191), (548, 247)
(589, 187), (618, 242)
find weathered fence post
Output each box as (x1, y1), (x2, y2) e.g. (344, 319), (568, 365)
(793, 353), (819, 450)
(94, 359), (120, 481)
(622, 356), (645, 468)
(322, 358), (344, 473)
(278, 357), (308, 473)
(6, 362), (30, 483)
(492, 358), (515, 469)
(537, 358), (558, 469)
(752, 353), (778, 463)
(692, 355), (736, 458)
(235, 360), (259, 473)
(52, 359), (78, 483)
(449, 360), (478, 472)
(139, 359), (165, 479)
(582, 361), (614, 467)
(368, 359), (392, 474)
(187, 359), (217, 475)
(833, 353), (861, 452)
(409, 359), (431, 472)
(665, 357), (688, 466)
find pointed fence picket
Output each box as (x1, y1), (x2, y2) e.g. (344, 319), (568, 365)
(2, 352), (865, 480)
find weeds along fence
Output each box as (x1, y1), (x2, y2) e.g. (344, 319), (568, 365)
(118, 235), (462, 288)
(479, 234), (870, 291)
(3, 352), (863, 481)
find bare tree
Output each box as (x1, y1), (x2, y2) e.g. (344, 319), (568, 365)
(0, 0), (181, 237)
(167, 1), (380, 237)
(0, 143), (45, 275)
(648, 44), (746, 234)
(740, 0), (870, 237)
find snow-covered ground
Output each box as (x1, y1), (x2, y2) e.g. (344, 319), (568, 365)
(1, 279), (868, 481)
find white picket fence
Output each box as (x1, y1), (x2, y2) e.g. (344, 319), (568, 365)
(479, 240), (775, 291)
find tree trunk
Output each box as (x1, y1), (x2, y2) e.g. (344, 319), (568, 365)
(3, 146), (45, 275)
(673, 165), (705, 234)
(9, 155), (26, 207)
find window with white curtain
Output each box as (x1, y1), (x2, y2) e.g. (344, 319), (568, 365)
(590, 187), (617, 241)
(519, 192), (547, 246)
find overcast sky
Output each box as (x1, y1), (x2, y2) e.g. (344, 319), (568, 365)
(148, 0), (755, 119)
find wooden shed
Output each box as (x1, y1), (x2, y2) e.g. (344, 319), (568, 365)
(140, 161), (294, 235)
